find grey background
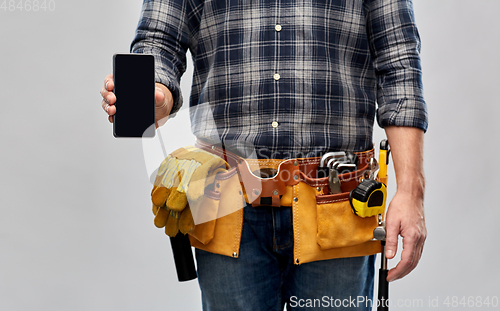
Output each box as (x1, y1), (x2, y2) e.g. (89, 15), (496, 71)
(1, 0), (499, 310)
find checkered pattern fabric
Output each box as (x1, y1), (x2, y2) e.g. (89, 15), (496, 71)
(131, 0), (428, 159)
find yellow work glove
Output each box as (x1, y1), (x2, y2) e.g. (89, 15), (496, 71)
(151, 146), (228, 237)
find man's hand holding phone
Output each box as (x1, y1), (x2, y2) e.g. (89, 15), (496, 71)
(100, 74), (174, 129)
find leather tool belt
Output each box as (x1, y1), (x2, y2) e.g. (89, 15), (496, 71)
(187, 139), (383, 264)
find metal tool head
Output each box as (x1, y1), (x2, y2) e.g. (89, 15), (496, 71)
(328, 169), (342, 194)
(336, 163), (357, 175)
(373, 226), (386, 241)
(369, 158), (379, 180)
(363, 157), (380, 180)
(327, 158), (349, 169)
(369, 157), (379, 171)
(345, 152), (359, 167)
(320, 152), (346, 167)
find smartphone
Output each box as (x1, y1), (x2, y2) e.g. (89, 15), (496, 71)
(113, 54), (155, 138)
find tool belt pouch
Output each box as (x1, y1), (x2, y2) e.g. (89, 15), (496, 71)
(316, 193), (378, 249)
(293, 153), (382, 264)
(188, 168), (244, 257)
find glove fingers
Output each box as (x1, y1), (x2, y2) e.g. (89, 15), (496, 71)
(166, 188), (188, 212)
(152, 187), (170, 207)
(153, 206), (169, 228)
(165, 211), (180, 237)
(179, 206), (195, 234)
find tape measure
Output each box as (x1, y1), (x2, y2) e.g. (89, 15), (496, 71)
(349, 179), (387, 218)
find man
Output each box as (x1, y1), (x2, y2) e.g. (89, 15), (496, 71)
(100, 0), (427, 310)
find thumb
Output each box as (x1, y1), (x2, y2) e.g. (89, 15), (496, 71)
(385, 219), (399, 259)
(155, 86), (165, 107)
(154, 86), (171, 127)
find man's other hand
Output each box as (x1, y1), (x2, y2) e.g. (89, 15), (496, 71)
(385, 189), (426, 282)
(384, 126), (427, 282)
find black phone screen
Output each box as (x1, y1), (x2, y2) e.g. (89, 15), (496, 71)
(113, 54), (155, 138)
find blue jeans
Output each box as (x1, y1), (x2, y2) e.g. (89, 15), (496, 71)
(196, 205), (375, 310)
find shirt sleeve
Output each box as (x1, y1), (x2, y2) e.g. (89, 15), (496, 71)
(130, 0), (199, 115)
(365, 0), (428, 132)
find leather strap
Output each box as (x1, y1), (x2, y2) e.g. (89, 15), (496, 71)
(195, 139), (375, 206)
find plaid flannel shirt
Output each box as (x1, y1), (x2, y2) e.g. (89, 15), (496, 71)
(131, 0), (428, 159)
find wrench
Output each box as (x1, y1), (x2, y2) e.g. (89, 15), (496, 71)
(363, 157), (379, 180)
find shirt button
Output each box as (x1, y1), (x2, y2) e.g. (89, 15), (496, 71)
(275, 24), (282, 32)
(271, 121), (279, 128)
(273, 73), (281, 81)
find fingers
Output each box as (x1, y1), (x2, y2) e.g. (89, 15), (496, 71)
(154, 83), (174, 128)
(383, 191), (427, 282)
(153, 206), (169, 228)
(165, 212), (180, 237)
(104, 74), (114, 92)
(101, 74), (116, 121)
(387, 226), (426, 282)
(384, 215), (399, 260)
(101, 99), (116, 113)
(152, 186), (170, 207)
